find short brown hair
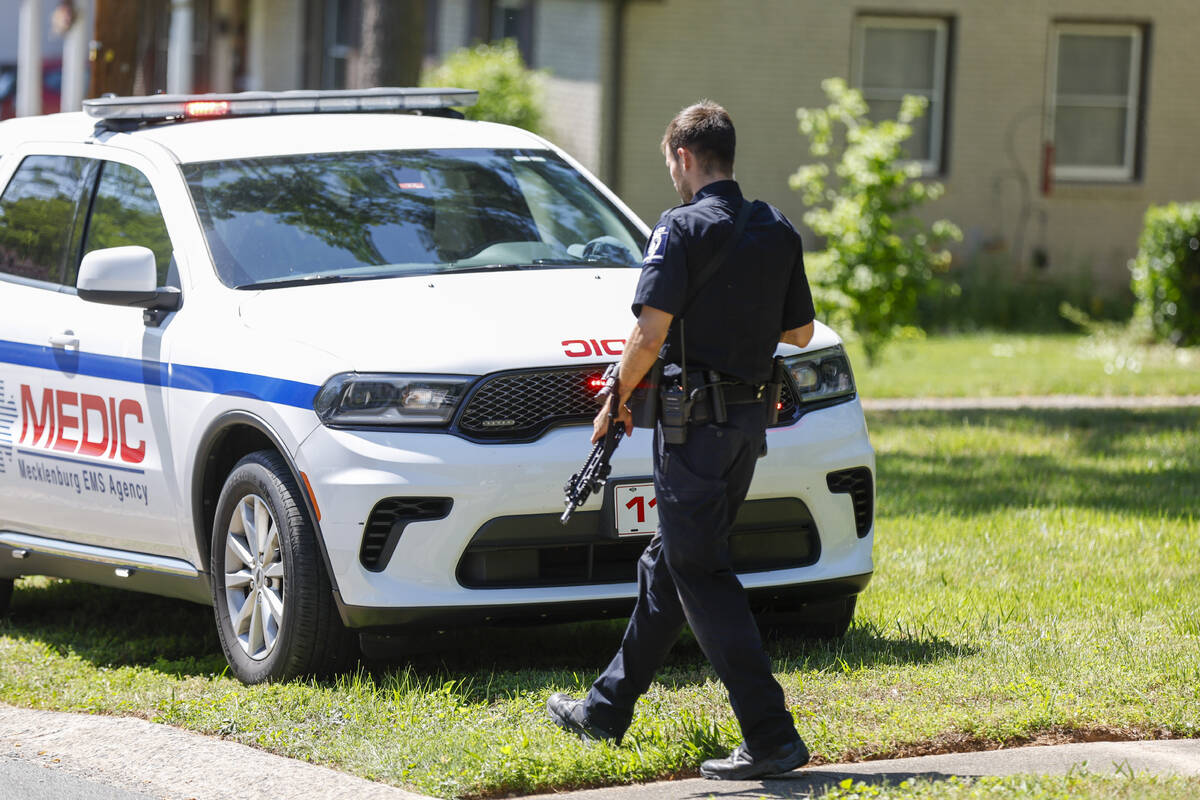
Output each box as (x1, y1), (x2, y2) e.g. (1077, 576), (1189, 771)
(661, 100), (736, 173)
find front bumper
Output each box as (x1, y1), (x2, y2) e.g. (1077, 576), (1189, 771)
(296, 397), (876, 627)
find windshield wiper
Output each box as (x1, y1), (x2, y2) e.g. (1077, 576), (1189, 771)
(234, 271), (432, 290)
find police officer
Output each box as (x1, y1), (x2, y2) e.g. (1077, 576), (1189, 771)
(547, 101), (816, 780)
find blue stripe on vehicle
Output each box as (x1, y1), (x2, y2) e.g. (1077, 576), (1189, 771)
(0, 339), (319, 410)
(17, 448), (146, 475)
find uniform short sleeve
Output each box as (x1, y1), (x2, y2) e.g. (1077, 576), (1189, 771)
(781, 238), (816, 330)
(632, 214), (687, 318)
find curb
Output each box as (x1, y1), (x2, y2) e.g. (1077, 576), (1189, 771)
(0, 704), (429, 800)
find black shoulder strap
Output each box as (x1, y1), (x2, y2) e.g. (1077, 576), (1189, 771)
(678, 198), (755, 319)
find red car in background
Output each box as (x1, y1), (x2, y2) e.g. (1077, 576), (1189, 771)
(0, 60), (63, 119)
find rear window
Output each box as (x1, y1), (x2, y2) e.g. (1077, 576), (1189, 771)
(183, 148), (645, 289)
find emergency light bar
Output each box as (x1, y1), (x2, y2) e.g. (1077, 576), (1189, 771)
(83, 87), (479, 125)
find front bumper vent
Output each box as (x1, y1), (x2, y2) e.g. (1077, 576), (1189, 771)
(826, 467), (874, 538)
(457, 498), (819, 589)
(360, 497), (452, 571)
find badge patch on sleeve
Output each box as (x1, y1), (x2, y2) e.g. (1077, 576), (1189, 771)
(643, 225), (669, 265)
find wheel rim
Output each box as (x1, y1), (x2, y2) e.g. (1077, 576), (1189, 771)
(224, 494), (285, 661)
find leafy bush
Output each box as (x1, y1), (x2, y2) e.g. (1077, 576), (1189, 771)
(421, 40), (545, 134)
(791, 78), (961, 364)
(1130, 202), (1200, 346)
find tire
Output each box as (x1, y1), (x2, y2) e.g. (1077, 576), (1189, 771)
(0, 578), (12, 616)
(760, 595), (857, 642)
(210, 450), (356, 683)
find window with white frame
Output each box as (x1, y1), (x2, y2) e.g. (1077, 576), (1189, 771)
(1049, 24), (1143, 181)
(853, 16), (949, 173)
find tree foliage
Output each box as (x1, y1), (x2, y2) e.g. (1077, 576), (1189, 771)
(421, 40), (545, 135)
(791, 78), (961, 364)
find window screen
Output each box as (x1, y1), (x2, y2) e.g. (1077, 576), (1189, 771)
(855, 17), (949, 171)
(81, 161), (174, 286)
(0, 155), (94, 285)
(1051, 25), (1143, 180)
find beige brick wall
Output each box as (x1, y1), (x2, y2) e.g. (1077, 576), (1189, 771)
(616, 0), (1200, 291)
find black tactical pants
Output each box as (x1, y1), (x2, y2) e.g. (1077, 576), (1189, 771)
(583, 401), (801, 754)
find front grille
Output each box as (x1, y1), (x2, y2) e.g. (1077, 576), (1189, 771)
(457, 366), (605, 439)
(457, 365), (800, 442)
(826, 467), (873, 537)
(360, 497), (452, 571)
(458, 498), (819, 588)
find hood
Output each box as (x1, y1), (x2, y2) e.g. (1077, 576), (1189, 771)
(237, 268), (844, 375)
(238, 268), (643, 374)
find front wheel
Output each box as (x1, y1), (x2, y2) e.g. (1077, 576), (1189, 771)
(210, 450), (356, 683)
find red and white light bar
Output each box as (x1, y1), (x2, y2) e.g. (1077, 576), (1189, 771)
(83, 87), (479, 124)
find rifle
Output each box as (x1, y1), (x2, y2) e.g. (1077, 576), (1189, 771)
(561, 363), (624, 524)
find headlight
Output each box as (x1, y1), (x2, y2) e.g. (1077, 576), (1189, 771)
(314, 373), (473, 426)
(782, 345), (856, 404)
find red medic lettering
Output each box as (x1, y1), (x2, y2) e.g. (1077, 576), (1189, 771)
(17, 384), (147, 465)
(118, 399), (145, 464)
(54, 391), (79, 453)
(78, 394), (109, 457)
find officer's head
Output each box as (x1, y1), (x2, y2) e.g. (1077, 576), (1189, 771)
(662, 101), (735, 202)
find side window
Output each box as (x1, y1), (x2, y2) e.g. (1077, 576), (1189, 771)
(0, 154), (95, 285)
(80, 161), (174, 287)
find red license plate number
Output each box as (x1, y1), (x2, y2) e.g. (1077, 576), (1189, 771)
(613, 481), (658, 536)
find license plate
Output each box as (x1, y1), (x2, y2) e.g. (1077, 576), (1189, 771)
(613, 481), (658, 536)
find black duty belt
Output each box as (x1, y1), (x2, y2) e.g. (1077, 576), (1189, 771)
(686, 372), (765, 425)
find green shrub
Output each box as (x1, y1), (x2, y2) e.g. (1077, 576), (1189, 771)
(421, 40), (545, 134)
(1130, 202), (1200, 346)
(791, 78), (961, 364)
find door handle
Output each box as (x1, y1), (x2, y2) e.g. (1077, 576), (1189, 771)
(48, 331), (80, 349)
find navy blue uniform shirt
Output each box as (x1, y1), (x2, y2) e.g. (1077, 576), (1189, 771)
(632, 180), (815, 385)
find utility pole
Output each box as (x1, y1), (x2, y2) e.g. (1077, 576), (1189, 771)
(90, 0), (144, 98)
(358, 0), (424, 88)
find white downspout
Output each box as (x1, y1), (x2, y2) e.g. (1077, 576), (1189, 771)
(167, 0), (194, 95)
(17, 0), (44, 116)
(60, 0), (91, 112)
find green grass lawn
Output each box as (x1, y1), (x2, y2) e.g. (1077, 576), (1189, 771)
(1, 408), (1197, 798)
(846, 333), (1200, 398)
(813, 774), (1200, 799)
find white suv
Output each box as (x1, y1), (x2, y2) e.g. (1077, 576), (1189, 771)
(0, 89), (875, 683)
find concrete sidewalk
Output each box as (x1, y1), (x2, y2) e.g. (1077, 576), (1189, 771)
(4, 703), (1200, 800)
(861, 394), (1200, 411)
(531, 740), (1200, 800)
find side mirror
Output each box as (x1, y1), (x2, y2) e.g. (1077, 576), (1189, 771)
(77, 246), (182, 315)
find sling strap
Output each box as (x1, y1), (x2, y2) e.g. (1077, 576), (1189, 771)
(673, 198), (756, 390)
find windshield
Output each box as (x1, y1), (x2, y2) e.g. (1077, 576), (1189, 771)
(182, 148), (646, 289)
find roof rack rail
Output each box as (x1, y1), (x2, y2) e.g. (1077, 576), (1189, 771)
(83, 87), (478, 130)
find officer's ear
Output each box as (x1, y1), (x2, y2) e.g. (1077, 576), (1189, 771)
(674, 146), (693, 171)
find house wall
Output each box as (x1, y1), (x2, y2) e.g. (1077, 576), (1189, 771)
(616, 0), (1200, 290)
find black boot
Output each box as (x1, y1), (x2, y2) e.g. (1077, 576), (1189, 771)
(546, 693), (621, 743)
(699, 739), (810, 780)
